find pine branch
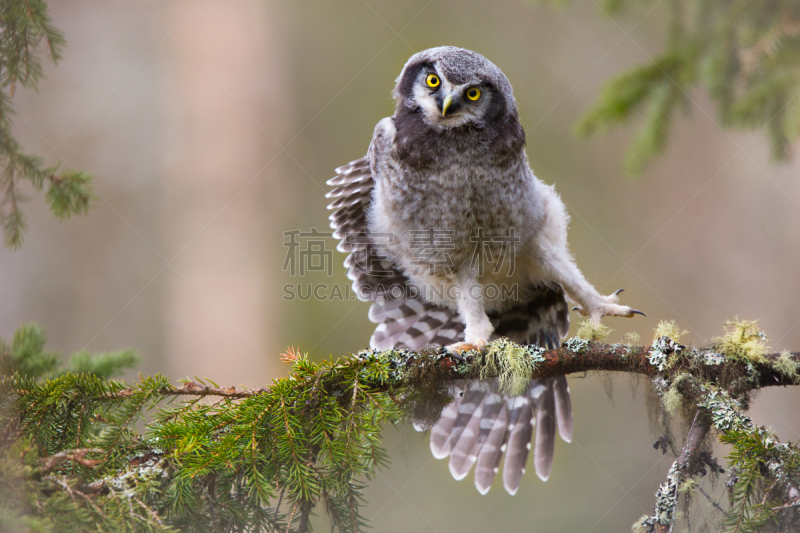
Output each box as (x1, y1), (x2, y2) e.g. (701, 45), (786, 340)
(0, 0), (96, 249)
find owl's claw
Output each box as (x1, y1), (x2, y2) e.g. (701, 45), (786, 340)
(446, 339), (488, 355)
(572, 290), (645, 321)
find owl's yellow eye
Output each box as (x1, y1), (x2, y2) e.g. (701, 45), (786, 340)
(426, 74), (440, 88)
(466, 88), (481, 101)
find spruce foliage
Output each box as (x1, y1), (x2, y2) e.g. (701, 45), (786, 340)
(3, 322), (800, 532)
(0, 0), (95, 249)
(1, 326), (402, 532)
(563, 0), (800, 174)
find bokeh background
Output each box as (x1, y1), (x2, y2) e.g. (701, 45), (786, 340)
(2, 0), (800, 530)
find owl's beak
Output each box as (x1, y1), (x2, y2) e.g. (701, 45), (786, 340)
(441, 94), (453, 117)
(437, 91), (462, 117)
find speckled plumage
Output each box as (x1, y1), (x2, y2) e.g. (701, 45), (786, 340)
(326, 46), (640, 493)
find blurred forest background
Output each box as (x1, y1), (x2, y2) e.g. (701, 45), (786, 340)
(2, 0), (800, 531)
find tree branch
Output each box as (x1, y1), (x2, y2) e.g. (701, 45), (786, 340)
(105, 380), (269, 399)
(647, 411), (713, 533)
(40, 447), (104, 471)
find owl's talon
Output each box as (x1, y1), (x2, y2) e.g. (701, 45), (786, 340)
(614, 289), (625, 296)
(630, 309), (646, 317)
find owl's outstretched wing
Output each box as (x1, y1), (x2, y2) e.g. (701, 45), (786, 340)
(326, 156), (410, 300)
(326, 134), (467, 351)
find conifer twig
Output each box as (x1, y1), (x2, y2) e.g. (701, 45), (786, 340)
(40, 448), (105, 471)
(106, 381), (269, 399)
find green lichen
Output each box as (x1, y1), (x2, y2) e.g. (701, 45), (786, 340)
(702, 351), (725, 365)
(699, 388), (752, 432)
(661, 376), (688, 415)
(622, 331), (641, 346)
(772, 350), (799, 383)
(565, 337), (589, 354)
(575, 319), (613, 342)
(631, 515), (649, 533)
(653, 320), (688, 343)
(712, 318), (769, 364)
(678, 477), (698, 495)
(662, 387), (682, 414)
(481, 339), (543, 395)
(648, 336), (684, 372)
(639, 461), (680, 528)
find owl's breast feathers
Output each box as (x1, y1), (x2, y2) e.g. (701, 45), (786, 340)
(390, 105), (526, 170)
(368, 111), (540, 287)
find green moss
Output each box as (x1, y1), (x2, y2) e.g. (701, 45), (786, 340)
(713, 318), (769, 364)
(575, 319), (613, 342)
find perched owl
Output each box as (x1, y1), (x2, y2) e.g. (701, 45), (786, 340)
(326, 46), (642, 493)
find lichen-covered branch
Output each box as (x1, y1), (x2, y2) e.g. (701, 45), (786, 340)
(638, 411), (713, 533)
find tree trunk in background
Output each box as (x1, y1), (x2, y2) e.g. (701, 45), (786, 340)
(159, 0), (290, 384)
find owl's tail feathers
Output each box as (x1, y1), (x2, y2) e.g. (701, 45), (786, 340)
(501, 394), (534, 495)
(449, 392), (505, 483)
(473, 402), (508, 495)
(422, 377), (573, 495)
(554, 375), (573, 443)
(533, 380), (556, 482)
(430, 394), (462, 459)
(529, 377), (573, 484)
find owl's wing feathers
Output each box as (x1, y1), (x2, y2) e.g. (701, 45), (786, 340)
(326, 156), (410, 299)
(326, 125), (468, 351)
(370, 299), (464, 350)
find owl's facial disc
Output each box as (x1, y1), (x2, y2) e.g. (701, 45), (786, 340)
(412, 68), (491, 128)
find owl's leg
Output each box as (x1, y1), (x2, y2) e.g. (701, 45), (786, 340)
(540, 249), (644, 322)
(446, 282), (494, 354)
(533, 183), (644, 322)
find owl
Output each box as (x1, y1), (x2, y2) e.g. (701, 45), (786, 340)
(326, 46), (642, 493)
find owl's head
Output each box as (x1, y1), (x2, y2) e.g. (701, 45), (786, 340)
(393, 47), (518, 129)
